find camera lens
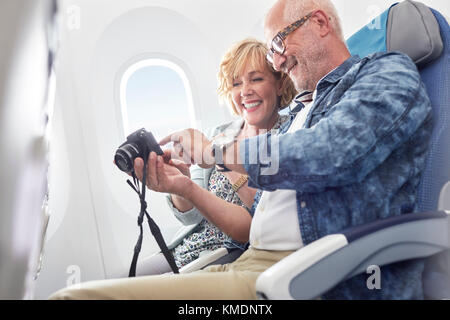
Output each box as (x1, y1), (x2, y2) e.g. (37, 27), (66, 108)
(114, 143), (140, 172)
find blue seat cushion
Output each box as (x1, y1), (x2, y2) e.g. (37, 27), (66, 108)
(346, 6), (391, 57)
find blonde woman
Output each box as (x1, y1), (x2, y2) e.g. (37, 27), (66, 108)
(129, 38), (297, 276)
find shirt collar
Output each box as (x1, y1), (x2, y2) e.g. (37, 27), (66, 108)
(289, 91), (315, 115)
(288, 56), (360, 116)
(317, 55), (361, 86)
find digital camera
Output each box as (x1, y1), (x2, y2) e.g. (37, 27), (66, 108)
(114, 128), (163, 173)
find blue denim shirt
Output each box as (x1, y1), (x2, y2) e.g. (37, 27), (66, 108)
(240, 52), (433, 299)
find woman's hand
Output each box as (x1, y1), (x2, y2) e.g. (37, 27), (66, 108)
(168, 158), (191, 178)
(133, 152), (192, 197)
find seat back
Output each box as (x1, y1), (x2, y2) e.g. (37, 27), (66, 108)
(417, 8), (450, 300)
(348, 1), (450, 212)
(346, 0), (450, 299)
(416, 8), (450, 213)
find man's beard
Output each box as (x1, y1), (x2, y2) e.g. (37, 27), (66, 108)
(288, 41), (328, 93)
(291, 59), (314, 92)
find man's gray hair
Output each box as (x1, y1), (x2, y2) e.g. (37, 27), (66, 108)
(284, 0), (344, 41)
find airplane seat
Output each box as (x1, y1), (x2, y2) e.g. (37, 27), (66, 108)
(177, 247), (245, 274)
(255, 0), (450, 299)
(166, 225), (246, 274)
(134, 224), (245, 275)
(415, 6), (450, 300)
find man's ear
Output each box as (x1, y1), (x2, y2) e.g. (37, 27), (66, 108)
(311, 10), (332, 38)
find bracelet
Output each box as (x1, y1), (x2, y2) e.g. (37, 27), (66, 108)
(232, 175), (249, 192)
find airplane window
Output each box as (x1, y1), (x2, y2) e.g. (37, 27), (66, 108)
(120, 59), (196, 141)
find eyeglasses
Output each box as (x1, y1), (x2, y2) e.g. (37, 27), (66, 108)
(266, 11), (315, 64)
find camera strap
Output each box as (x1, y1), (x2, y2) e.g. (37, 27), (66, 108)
(127, 160), (179, 276)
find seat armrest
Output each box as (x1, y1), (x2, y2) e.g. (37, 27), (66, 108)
(256, 211), (450, 300)
(256, 235), (348, 300)
(166, 224), (198, 250)
(179, 248), (229, 274)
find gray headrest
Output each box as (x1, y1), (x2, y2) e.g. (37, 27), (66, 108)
(387, 0), (443, 67)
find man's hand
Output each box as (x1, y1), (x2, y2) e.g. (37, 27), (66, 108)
(159, 129), (215, 169)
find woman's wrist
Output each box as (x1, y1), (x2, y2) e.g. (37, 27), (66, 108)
(171, 195), (193, 213)
(232, 175), (249, 192)
(175, 177), (195, 198)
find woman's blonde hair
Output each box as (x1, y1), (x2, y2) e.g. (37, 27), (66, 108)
(217, 38), (297, 116)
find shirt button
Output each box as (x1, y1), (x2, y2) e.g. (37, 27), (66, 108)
(301, 201), (307, 208)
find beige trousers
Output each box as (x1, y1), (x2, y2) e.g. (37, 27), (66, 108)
(49, 248), (294, 300)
